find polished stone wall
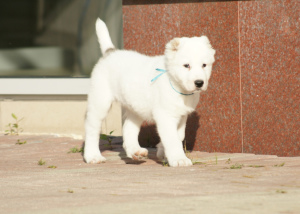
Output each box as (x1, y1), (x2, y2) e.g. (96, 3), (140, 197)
(122, 0), (299, 156)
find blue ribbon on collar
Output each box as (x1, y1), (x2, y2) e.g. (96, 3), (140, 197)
(151, 68), (194, 96)
(151, 68), (167, 82)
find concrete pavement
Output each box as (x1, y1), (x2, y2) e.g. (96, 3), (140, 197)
(0, 135), (300, 214)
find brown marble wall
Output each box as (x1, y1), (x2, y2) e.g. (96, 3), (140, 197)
(122, 0), (300, 156)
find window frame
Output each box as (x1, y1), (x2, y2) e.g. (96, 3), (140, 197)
(0, 78), (90, 95)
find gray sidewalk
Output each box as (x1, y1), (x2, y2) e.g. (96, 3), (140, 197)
(0, 135), (300, 214)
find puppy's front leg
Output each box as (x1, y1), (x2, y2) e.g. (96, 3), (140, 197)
(156, 115), (188, 161)
(178, 115), (188, 142)
(154, 111), (192, 167)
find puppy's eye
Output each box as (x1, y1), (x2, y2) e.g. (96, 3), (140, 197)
(183, 64), (190, 69)
(202, 64), (207, 68)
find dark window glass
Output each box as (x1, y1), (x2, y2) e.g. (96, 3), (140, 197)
(0, 0), (122, 77)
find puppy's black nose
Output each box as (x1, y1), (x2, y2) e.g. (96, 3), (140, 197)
(194, 80), (204, 88)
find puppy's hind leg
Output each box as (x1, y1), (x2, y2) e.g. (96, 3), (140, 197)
(123, 112), (148, 160)
(156, 142), (165, 160)
(84, 79), (113, 164)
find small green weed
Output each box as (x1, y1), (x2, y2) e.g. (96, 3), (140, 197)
(5, 113), (24, 135)
(101, 130), (114, 149)
(248, 165), (265, 168)
(38, 158), (46, 166)
(162, 160), (169, 167)
(243, 175), (255, 178)
(215, 154), (218, 165)
(225, 158), (232, 164)
(68, 146), (84, 153)
(16, 140), (27, 145)
(276, 189), (287, 194)
(230, 163), (244, 169)
(273, 162), (285, 167)
(48, 165), (57, 169)
(68, 189), (74, 193)
(192, 160), (206, 165)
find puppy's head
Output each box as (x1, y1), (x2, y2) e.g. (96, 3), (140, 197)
(165, 36), (216, 93)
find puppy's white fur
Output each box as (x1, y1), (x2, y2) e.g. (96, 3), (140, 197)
(84, 19), (215, 167)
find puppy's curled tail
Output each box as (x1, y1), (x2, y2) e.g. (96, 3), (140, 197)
(95, 18), (115, 55)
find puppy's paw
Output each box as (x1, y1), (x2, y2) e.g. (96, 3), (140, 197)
(168, 157), (192, 167)
(84, 151), (106, 164)
(126, 147), (148, 160)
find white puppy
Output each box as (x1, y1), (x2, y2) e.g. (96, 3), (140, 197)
(84, 19), (215, 167)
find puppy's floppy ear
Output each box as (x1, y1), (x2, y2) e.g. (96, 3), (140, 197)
(166, 38), (180, 52)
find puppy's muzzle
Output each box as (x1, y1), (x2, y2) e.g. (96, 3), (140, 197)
(194, 80), (204, 89)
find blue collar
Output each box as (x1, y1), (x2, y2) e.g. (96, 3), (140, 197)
(151, 68), (194, 96)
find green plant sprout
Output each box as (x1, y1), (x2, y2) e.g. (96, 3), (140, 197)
(192, 160), (206, 165)
(5, 113), (24, 135)
(48, 165), (57, 169)
(276, 189), (287, 194)
(273, 162), (285, 167)
(225, 158), (232, 164)
(16, 140), (27, 145)
(100, 130), (114, 149)
(162, 160), (169, 167)
(230, 163), (244, 169)
(243, 175), (255, 178)
(248, 165), (265, 168)
(38, 158), (46, 166)
(68, 146), (84, 153)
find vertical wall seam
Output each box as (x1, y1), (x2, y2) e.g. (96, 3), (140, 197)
(238, 1), (244, 153)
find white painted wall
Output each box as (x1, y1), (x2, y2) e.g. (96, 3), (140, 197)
(0, 99), (122, 138)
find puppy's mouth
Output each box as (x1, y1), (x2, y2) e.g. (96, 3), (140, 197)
(185, 86), (203, 94)
(194, 88), (203, 93)
(193, 86), (208, 93)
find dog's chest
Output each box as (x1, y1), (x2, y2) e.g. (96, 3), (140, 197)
(165, 93), (199, 117)
(180, 95), (199, 113)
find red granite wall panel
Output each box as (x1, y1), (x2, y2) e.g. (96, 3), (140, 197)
(122, 0), (299, 156)
(239, 0), (300, 156)
(123, 3), (180, 56)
